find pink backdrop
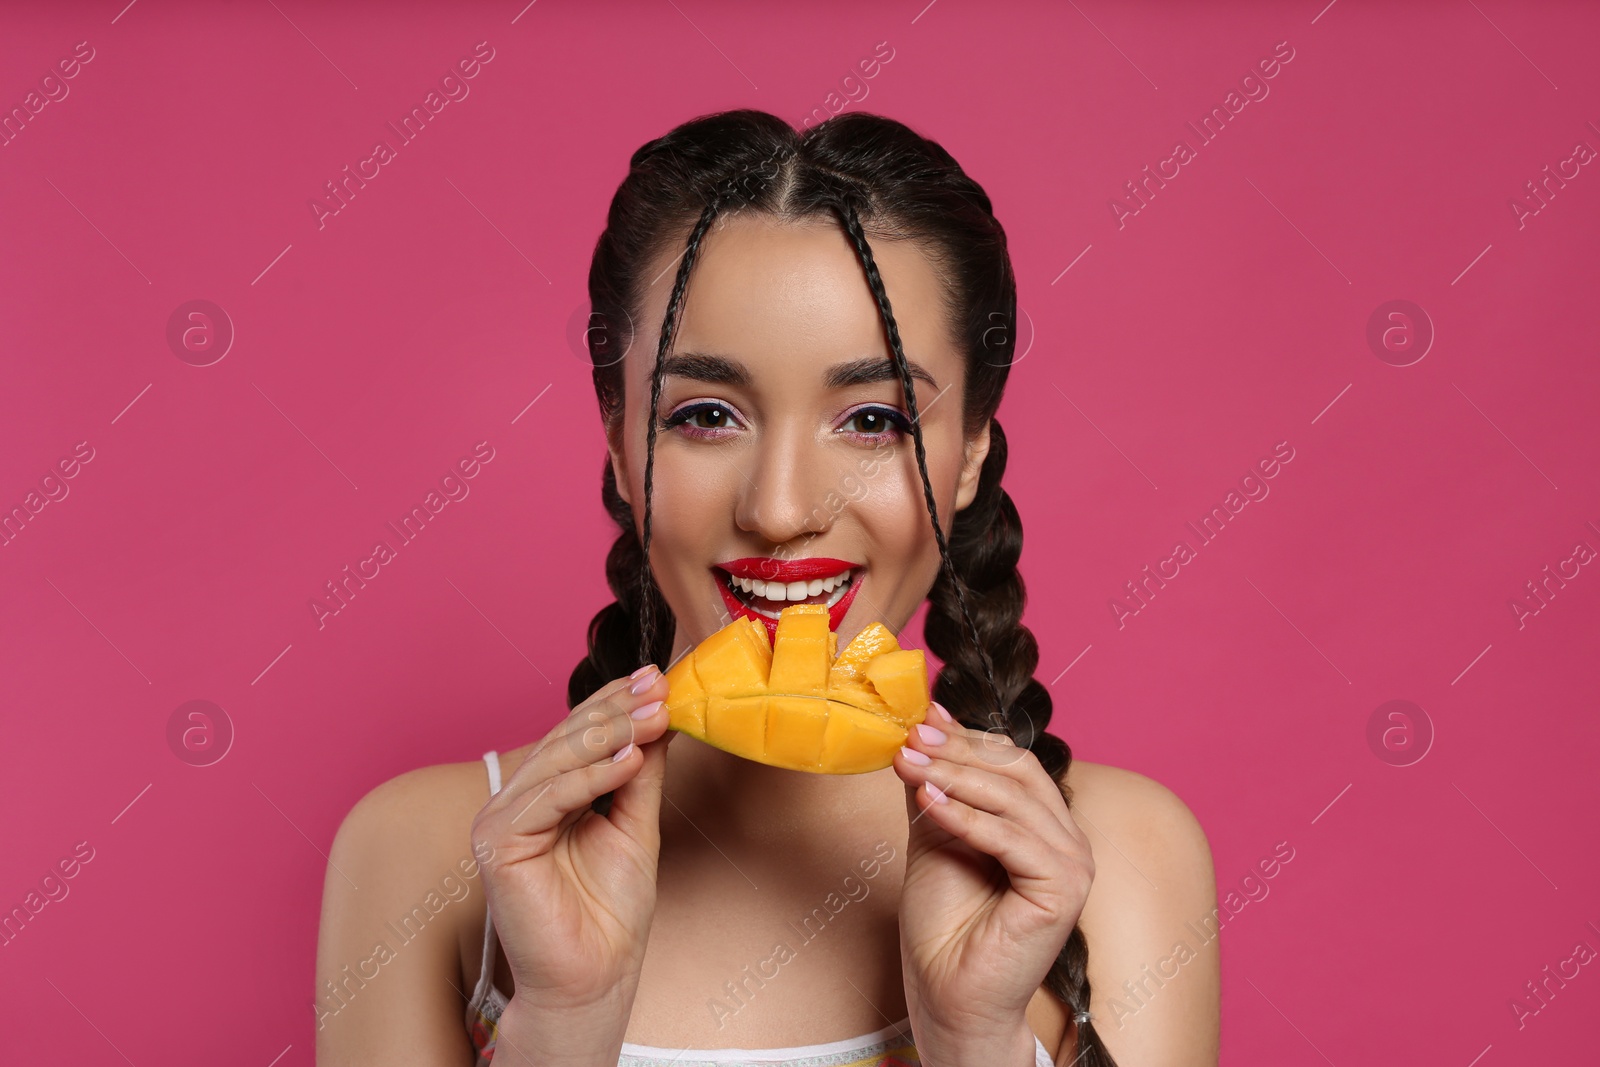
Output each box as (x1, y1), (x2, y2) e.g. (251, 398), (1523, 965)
(2, 0), (1596, 1062)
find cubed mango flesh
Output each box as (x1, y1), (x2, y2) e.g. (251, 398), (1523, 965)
(863, 649), (931, 724)
(663, 651), (706, 735)
(820, 702), (909, 774)
(664, 605), (929, 774)
(764, 694), (831, 768)
(767, 605), (830, 697)
(827, 621), (899, 688)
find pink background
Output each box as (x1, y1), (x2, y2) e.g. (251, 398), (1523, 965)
(2, 0), (1597, 1062)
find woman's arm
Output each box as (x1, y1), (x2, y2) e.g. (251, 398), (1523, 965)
(314, 765), (479, 1066)
(1066, 766), (1220, 1066)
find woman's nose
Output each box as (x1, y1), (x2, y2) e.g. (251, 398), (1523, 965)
(733, 429), (841, 545)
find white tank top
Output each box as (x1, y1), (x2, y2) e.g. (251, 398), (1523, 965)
(464, 750), (1056, 1066)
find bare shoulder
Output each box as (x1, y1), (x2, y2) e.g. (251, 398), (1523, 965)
(314, 752), (507, 1060)
(329, 753), (499, 872)
(1062, 759), (1213, 863)
(1058, 759), (1220, 1066)
(321, 748), (515, 946)
(1059, 757), (1217, 931)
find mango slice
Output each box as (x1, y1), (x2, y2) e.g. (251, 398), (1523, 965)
(664, 604), (929, 773)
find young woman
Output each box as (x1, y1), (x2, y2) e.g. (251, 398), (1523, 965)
(315, 109), (1219, 1067)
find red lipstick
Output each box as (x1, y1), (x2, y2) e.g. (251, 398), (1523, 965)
(716, 557), (857, 582)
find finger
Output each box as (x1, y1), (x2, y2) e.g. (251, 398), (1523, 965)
(904, 714), (1084, 843)
(895, 749), (1080, 875)
(505, 669), (669, 793)
(908, 780), (1093, 937)
(534, 667), (668, 761)
(907, 775), (1070, 890)
(483, 676), (669, 849)
(915, 707), (1033, 774)
(605, 718), (675, 851)
(496, 740), (654, 839)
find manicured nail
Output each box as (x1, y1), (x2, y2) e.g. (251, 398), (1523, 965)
(927, 781), (949, 804)
(899, 745), (931, 766)
(630, 664), (656, 679)
(931, 701), (955, 725)
(629, 669), (660, 695)
(612, 742), (635, 762)
(630, 699), (664, 720)
(915, 723), (947, 746)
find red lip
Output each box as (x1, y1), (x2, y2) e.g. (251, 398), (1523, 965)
(716, 556), (858, 582)
(713, 561), (862, 639)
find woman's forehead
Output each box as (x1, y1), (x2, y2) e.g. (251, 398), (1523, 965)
(632, 213), (961, 391)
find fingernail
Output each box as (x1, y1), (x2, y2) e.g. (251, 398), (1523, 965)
(612, 742), (635, 762)
(927, 781), (949, 805)
(931, 701), (955, 724)
(630, 664), (656, 679)
(630, 699), (664, 721)
(915, 723), (947, 746)
(629, 669), (660, 695)
(899, 745), (931, 766)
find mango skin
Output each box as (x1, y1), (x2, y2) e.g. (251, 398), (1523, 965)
(664, 605), (929, 773)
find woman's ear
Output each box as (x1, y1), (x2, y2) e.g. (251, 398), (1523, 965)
(607, 426), (632, 507)
(954, 419), (992, 513)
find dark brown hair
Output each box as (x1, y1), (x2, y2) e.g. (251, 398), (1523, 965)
(569, 108), (1114, 1065)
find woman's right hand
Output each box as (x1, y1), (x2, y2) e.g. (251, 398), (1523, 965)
(470, 665), (674, 1057)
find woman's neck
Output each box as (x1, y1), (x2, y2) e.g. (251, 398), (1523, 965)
(660, 730), (906, 847)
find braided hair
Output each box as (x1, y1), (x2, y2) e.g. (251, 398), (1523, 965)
(568, 108), (1115, 1066)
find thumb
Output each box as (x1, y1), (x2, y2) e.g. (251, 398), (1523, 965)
(605, 728), (674, 851)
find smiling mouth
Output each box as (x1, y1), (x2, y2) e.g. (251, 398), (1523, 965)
(716, 567), (856, 619)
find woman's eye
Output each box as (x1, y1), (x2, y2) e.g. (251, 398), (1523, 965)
(662, 402), (741, 435)
(840, 407), (910, 438)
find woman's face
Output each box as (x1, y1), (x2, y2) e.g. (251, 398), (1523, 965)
(607, 212), (991, 664)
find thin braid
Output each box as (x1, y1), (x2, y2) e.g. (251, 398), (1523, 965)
(832, 195), (1009, 734)
(638, 196), (725, 667)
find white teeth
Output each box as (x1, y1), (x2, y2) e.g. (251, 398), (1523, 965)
(724, 568), (855, 613)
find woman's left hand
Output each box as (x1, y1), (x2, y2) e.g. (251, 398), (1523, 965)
(891, 700), (1095, 1062)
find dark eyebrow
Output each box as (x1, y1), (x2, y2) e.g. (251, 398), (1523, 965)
(822, 356), (940, 392)
(663, 352), (939, 391)
(660, 352), (752, 387)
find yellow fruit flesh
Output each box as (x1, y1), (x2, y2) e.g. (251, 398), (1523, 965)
(664, 604), (929, 773)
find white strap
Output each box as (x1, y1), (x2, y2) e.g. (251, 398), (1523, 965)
(470, 751), (503, 1001)
(485, 749), (503, 795)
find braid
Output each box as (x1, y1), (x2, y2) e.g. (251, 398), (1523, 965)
(831, 197), (1008, 734)
(565, 455), (674, 711)
(926, 420), (1112, 1061)
(924, 422), (1060, 764)
(835, 197), (1115, 1067)
(638, 196), (724, 669)
(571, 197), (724, 819)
